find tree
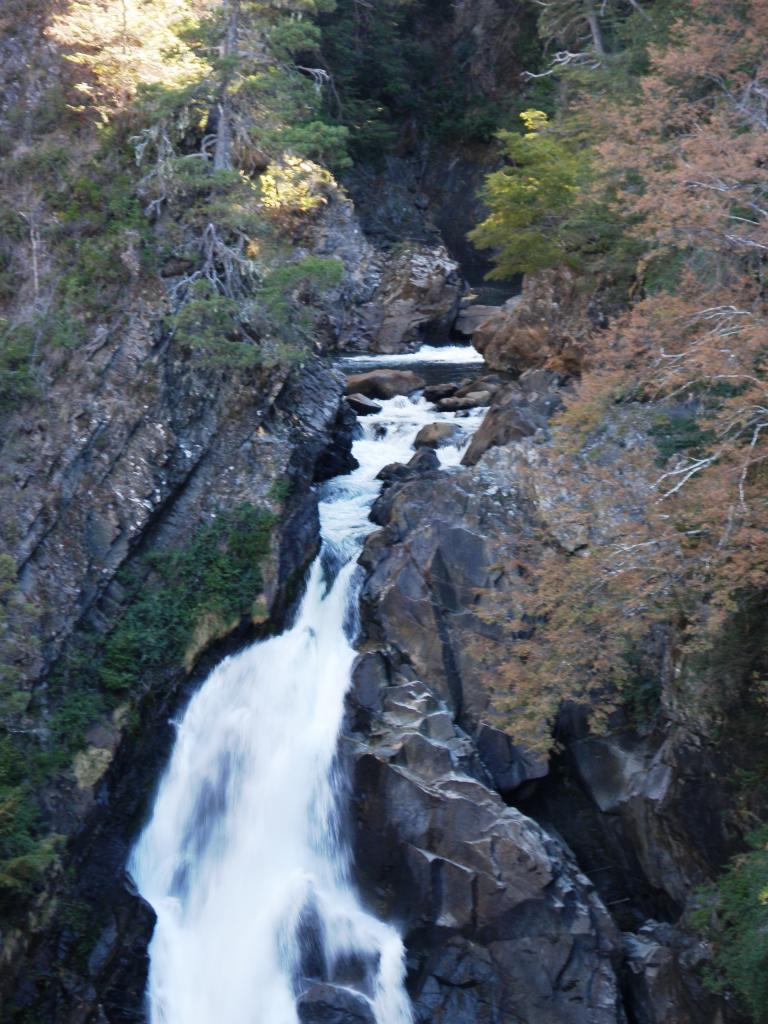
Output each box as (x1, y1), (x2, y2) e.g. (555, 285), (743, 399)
(48, 0), (209, 117)
(468, 110), (588, 277)
(485, 0), (768, 751)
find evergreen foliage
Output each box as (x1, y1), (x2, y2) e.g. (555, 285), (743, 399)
(697, 828), (768, 1022)
(468, 110), (588, 277)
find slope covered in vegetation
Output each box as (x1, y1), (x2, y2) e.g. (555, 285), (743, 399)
(466, 1), (768, 1016)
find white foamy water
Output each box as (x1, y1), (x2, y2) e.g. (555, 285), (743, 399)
(129, 357), (483, 1024)
(338, 343), (483, 367)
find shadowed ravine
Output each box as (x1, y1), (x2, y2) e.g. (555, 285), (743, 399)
(129, 347), (485, 1024)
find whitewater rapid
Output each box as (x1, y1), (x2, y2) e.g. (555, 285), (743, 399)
(130, 346), (483, 1024)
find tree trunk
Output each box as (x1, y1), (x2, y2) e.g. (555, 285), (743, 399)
(213, 0), (240, 171)
(584, 0), (606, 56)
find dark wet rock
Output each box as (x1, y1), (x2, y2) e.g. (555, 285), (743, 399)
(568, 731), (733, 908)
(423, 382), (459, 403)
(361, 455), (534, 727)
(376, 448), (440, 487)
(462, 370), (563, 466)
(453, 374), (505, 399)
(621, 921), (743, 1024)
(436, 390), (492, 411)
(345, 679), (625, 1024)
(298, 983), (376, 1024)
(475, 723), (548, 796)
(346, 393), (382, 416)
(314, 400), (360, 483)
(413, 422), (463, 449)
(408, 448), (441, 473)
(345, 369), (426, 400)
(347, 652), (390, 731)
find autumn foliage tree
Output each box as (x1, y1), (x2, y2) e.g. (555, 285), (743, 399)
(480, 0), (768, 748)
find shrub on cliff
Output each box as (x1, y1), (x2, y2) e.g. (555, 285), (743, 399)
(696, 827), (768, 1022)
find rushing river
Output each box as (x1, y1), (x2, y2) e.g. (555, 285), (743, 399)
(129, 346), (484, 1024)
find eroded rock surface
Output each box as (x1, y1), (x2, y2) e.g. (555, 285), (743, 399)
(368, 245), (462, 354)
(471, 270), (587, 376)
(344, 676), (625, 1024)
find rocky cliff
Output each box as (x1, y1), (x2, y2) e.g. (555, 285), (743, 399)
(1, 1), (765, 1023)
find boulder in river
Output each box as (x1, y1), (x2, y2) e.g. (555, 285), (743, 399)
(413, 422), (463, 449)
(461, 370), (563, 466)
(377, 447), (440, 484)
(436, 390), (492, 411)
(345, 369), (426, 400)
(370, 244), (463, 354)
(454, 302), (501, 337)
(346, 393), (382, 416)
(423, 382), (459, 403)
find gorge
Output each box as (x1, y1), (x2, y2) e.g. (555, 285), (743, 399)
(1, 2), (767, 1023)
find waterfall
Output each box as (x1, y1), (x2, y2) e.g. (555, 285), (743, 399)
(130, 347), (483, 1024)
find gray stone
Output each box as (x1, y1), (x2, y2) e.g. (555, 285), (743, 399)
(345, 369), (426, 400)
(436, 390), (492, 411)
(454, 303), (501, 336)
(347, 676), (625, 1024)
(298, 984), (376, 1024)
(413, 422), (463, 449)
(475, 723), (548, 795)
(346, 393), (382, 416)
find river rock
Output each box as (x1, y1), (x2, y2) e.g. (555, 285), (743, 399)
(423, 382), (459, 403)
(453, 374), (504, 398)
(298, 984), (376, 1024)
(471, 271), (585, 375)
(413, 422), (463, 449)
(346, 393), (382, 416)
(345, 369), (426, 400)
(436, 390), (491, 411)
(314, 400), (360, 482)
(376, 447), (440, 486)
(454, 302), (501, 336)
(461, 370), (563, 466)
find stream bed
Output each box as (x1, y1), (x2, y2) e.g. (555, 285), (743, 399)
(129, 345), (483, 1024)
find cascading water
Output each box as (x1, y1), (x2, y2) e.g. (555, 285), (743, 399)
(130, 346), (484, 1024)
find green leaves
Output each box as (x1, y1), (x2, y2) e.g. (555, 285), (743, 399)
(697, 827), (768, 1021)
(98, 503), (275, 693)
(468, 112), (588, 278)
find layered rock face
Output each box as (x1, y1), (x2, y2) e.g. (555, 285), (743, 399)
(332, 242), (463, 354)
(344, 672), (625, 1024)
(1, 349), (356, 1020)
(352, 374), (749, 1023)
(4, 322), (347, 688)
(467, 270), (587, 376)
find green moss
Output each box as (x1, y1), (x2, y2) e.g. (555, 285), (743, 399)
(261, 254), (342, 329)
(268, 475), (293, 503)
(0, 320), (39, 410)
(169, 280), (258, 367)
(0, 502), (275, 912)
(98, 503), (275, 693)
